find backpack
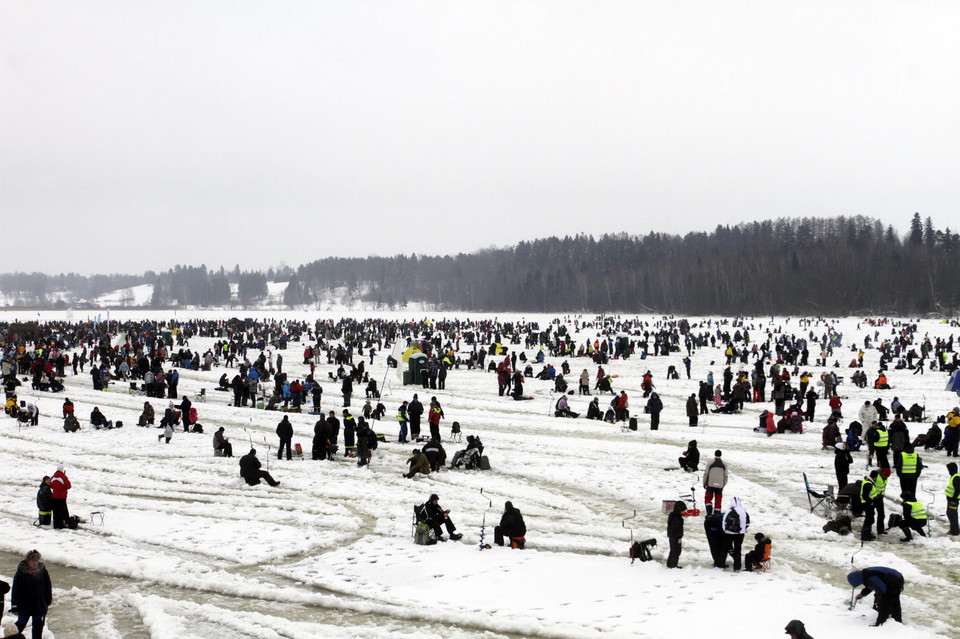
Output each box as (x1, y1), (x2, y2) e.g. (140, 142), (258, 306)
(413, 523), (435, 545)
(724, 508), (741, 533)
(629, 538), (656, 562)
(66, 515), (81, 530)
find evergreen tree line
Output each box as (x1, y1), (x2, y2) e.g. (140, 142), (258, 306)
(1, 215), (958, 314)
(292, 214), (960, 314)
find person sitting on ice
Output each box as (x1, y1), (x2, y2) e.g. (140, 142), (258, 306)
(554, 394), (578, 418)
(450, 435), (484, 469)
(89, 407), (112, 429)
(239, 448), (280, 486)
(421, 494), (462, 541)
(403, 448), (430, 479)
(586, 397), (602, 420)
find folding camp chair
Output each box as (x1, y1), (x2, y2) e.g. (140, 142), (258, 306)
(803, 472), (837, 517)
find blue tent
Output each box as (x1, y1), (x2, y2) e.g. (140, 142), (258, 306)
(946, 371), (960, 394)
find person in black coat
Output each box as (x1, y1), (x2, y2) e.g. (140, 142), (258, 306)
(585, 397), (601, 420)
(342, 410), (356, 455)
(422, 438), (447, 471)
(276, 415), (293, 460)
(177, 396), (192, 432)
(495, 501), (526, 548)
(666, 500), (686, 568)
(239, 449), (279, 486)
(703, 510), (725, 568)
(646, 392), (663, 430)
(422, 494), (462, 541)
(679, 440), (700, 472)
(36, 478), (53, 527)
(834, 442), (854, 489)
(312, 418), (331, 460)
(11, 549), (52, 639)
(355, 419), (371, 466)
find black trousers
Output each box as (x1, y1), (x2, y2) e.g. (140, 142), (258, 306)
(429, 516), (456, 538)
(52, 498), (70, 529)
(862, 502), (876, 539)
(278, 437), (292, 460)
(721, 534), (744, 570)
(874, 577), (904, 625)
(666, 537), (682, 568)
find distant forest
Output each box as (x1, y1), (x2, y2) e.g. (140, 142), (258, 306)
(2, 214), (958, 315)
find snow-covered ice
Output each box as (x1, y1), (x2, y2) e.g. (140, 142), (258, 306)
(1, 310), (958, 638)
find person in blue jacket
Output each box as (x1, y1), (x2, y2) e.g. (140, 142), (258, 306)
(847, 566), (904, 625)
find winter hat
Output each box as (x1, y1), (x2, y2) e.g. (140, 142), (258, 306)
(835, 443), (847, 451)
(947, 462), (958, 474)
(846, 570), (864, 587)
(429, 494), (439, 502)
(882, 468), (891, 478)
(755, 532), (765, 541)
(714, 450), (722, 457)
(784, 619), (809, 637)
(689, 440), (697, 446)
(57, 464), (64, 473)
(24, 549), (41, 562)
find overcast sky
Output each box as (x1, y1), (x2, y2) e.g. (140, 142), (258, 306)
(2, 1), (958, 275)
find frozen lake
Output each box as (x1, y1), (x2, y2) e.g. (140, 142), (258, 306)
(1, 310), (958, 638)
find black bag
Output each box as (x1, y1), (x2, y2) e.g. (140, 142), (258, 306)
(630, 538), (656, 561)
(629, 417), (638, 431)
(66, 515), (81, 530)
(480, 455), (491, 471)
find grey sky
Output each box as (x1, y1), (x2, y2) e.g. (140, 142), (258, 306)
(2, 1), (958, 275)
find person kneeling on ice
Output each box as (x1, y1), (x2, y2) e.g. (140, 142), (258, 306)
(494, 501), (526, 549)
(421, 494), (462, 541)
(848, 567), (904, 626)
(239, 449), (280, 486)
(403, 449), (430, 479)
(895, 492), (927, 542)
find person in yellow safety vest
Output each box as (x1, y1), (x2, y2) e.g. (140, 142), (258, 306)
(944, 409), (960, 457)
(870, 421), (890, 470)
(860, 472), (877, 541)
(397, 400), (409, 444)
(945, 462), (960, 535)
(870, 468), (890, 536)
(895, 442), (923, 498)
(897, 492), (927, 542)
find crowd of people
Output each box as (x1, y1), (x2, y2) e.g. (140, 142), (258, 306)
(3, 313), (960, 635)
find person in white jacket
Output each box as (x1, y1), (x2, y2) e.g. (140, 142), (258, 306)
(719, 496), (750, 571)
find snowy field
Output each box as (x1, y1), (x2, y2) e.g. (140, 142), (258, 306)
(1, 310), (959, 639)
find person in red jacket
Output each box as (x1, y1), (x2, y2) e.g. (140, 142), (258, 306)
(50, 465), (71, 530)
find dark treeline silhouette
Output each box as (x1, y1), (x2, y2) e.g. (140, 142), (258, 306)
(2, 215), (958, 313)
